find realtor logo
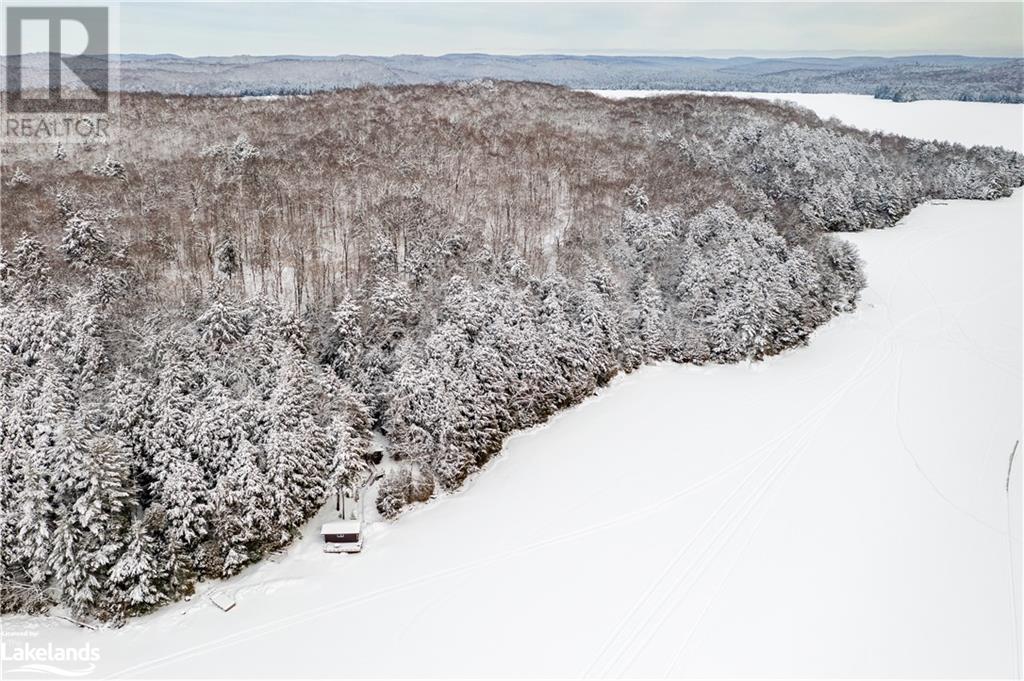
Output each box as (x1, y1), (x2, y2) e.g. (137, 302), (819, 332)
(2, 3), (118, 142)
(5, 6), (110, 113)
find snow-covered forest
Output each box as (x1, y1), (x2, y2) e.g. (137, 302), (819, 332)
(1, 82), (1022, 623)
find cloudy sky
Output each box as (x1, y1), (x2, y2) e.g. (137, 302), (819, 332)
(26, 1), (1024, 57)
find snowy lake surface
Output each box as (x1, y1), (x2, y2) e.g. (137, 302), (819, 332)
(594, 90), (1024, 152)
(6, 94), (1022, 678)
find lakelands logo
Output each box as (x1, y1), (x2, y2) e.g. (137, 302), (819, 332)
(1, 641), (100, 677)
(2, 3), (119, 143)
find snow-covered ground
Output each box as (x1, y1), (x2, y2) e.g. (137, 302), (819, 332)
(593, 90), (1024, 151)
(4, 95), (1022, 679)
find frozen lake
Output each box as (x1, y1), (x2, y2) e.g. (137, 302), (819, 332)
(6, 93), (1022, 678)
(593, 90), (1024, 152)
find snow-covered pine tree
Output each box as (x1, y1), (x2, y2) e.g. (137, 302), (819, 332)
(633, 274), (668, 361)
(214, 235), (240, 280)
(145, 353), (198, 500)
(576, 273), (623, 382)
(323, 293), (363, 379)
(6, 168), (31, 188)
(196, 292), (247, 351)
(58, 214), (107, 269)
(91, 155), (126, 180)
(108, 519), (167, 620)
(264, 424), (329, 541)
(365, 274), (413, 347)
(327, 396), (373, 496)
(161, 456), (209, 592)
(162, 456), (209, 550)
(211, 440), (273, 575)
(15, 441), (54, 585)
(276, 310), (308, 355)
(386, 353), (438, 458)
(48, 513), (99, 616)
(10, 233), (50, 296)
(185, 385), (247, 479)
(816, 236), (865, 312)
(105, 368), (153, 483)
(376, 468), (412, 520)
(51, 432), (133, 618)
(62, 291), (106, 391)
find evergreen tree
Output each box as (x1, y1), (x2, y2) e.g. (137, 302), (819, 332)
(163, 457), (209, 550)
(108, 519), (167, 620)
(10, 233), (50, 297)
(146, 354), (197, 500)
(214, 235), (240, 279)
(323, 294), (363, 379)
(50, 433), (132, 618)
(212, 440), (273, 575)
(328, 408), (372, 495)
(197, 294), (247, 351)
(15, 442), (53, 585)
(633, 274), (667, 361)
(62, 292), (106, 390)
(58, 215), (107, 269)
(265, 424), (328, 540)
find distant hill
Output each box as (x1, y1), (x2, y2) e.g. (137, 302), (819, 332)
(3, 53), (1022, 102)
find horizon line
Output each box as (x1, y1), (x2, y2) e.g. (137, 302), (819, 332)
(6, 51), (1021, 60)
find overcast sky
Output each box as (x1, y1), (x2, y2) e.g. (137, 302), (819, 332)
(22, 1), (1024, 57)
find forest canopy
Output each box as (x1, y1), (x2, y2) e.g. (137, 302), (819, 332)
(1, 82), (1022, 622)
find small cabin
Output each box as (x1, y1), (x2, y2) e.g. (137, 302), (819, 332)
(321, 488), (364, 553)
(320, 519), (362, 553)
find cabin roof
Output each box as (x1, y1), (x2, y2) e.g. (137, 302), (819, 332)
(320, 520), (361, 535)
